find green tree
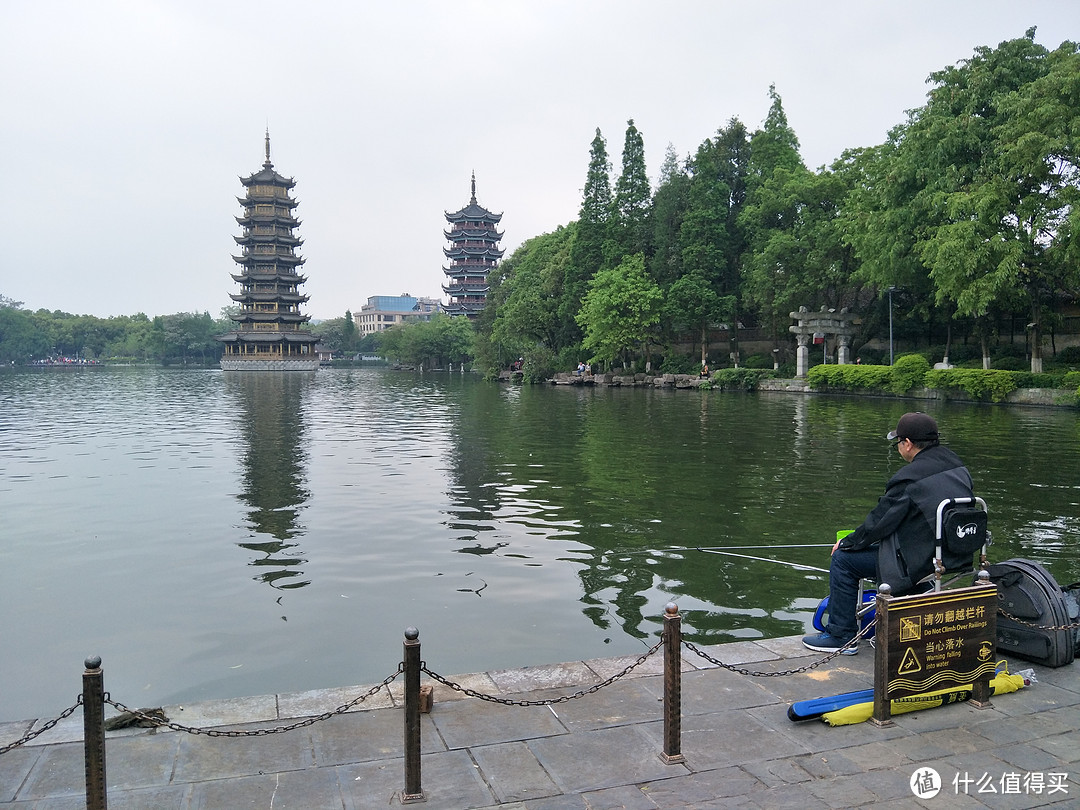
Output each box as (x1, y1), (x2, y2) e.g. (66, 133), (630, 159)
(315, 317), (348, 353)
(840, 139), (943, 360)
(214, 306), (239, 337)
(376, 314), (474, 370)
(648, 143), (690, 287)
(664, 271), (735, 366)
(576, 253), (663, 370)
(342, 310), (359, 354)
(851, 29), (1079, 372)
(675, 119), (751, 361)
(928, 33), (1080, 371)
(562, 128), (613, 345)
(679, 138), (729, 286)
(0, 303), (50, 364)
(713, 118), (752, 298)
(106, 313), (153, 360)
(738, 87), (810, 348)
(740, 166), (856, 343)
(747, 85), (804, 185)
(611, 119), (651, 261)
(478, 225), (574, 375)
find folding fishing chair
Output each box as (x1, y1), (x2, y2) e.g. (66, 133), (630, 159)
(928, 496), (990, 591)
(812, 496), (990, 636)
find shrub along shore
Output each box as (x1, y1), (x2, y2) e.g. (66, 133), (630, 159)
(547, 354), (1080, 408)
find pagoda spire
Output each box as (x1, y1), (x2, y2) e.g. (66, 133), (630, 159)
(264, 128), (273, 168)
(470, 171), (476, 205)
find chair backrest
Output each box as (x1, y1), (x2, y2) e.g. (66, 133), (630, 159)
(936, 497), (989, 574)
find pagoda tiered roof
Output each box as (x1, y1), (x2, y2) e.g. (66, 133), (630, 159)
(234, 234), (303, 248)
(231, 270), (308, 283)
(229, 291), (310, 304)
(238, 160), (296, 190)
(444, 244), (504, 259)
(445, 203), (503, 224)
(236, 192), (299, 206)
(231, 311), (310, 324)
(218, 331), (318, 345)
(445, 226), (501, 238)
(232, 253), (307, 267)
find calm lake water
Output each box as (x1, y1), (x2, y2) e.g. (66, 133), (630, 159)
(2, 367), (1078, 720)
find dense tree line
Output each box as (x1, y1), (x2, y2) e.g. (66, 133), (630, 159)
(374, 313), (474, 369)
(0, 297), (232, 365)
(0, 298), (371, 367)
(474, 30), (1080, 378)
(5, 32), (1077, 379)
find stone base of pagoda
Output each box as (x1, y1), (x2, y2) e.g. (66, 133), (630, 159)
(220, 357), (320, 372)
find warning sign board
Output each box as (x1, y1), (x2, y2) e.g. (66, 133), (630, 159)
(873, 585), (997, 720)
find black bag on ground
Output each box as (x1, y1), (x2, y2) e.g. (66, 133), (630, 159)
(986, 558), (1076, 668)
(1064, 582), (1080, 657)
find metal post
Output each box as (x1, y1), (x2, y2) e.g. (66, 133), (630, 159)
(871, 585), (895, 727)
(660, 602), (685, 764)
(402, 627), (425, 803)
(83, 656), (108, 810)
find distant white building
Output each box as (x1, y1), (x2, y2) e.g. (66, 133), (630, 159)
(355, 294), (441, 338)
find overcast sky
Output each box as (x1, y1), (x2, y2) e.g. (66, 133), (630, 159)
(2, 1), (1077, 321)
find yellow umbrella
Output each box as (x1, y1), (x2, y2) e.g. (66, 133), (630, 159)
(821, 672), (1026, 726)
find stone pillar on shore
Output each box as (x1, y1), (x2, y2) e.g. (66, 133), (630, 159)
(837, 335), (852, 365)
(795, 333), (810, 378)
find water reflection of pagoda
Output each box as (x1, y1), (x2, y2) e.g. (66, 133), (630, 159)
(442, 173), (503, 317)
(229, 372), (312, 590)
(218, 132), (319, 370)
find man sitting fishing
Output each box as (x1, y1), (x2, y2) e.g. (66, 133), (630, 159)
(802, 412), (974, 655)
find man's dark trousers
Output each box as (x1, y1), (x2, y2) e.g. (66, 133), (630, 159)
(826, 547), (879, 640)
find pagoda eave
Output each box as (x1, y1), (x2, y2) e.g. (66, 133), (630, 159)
(445, 204), (503, 223)
(232, 271), (308, 283)
(234, 235), (303, 246)
(239, 168), (296, 188)
(445, 228), (504, 239)
(232, 255), (306, 266)
(230, 292), (309, 303)
(218, 331), (318, 343)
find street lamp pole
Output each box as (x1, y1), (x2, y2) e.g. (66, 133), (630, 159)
(887, 286), (896, 365)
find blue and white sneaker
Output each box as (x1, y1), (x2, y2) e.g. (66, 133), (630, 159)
(802, 631), (859, 655)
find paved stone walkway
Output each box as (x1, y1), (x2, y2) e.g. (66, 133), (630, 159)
(1, 635), (1076, 808)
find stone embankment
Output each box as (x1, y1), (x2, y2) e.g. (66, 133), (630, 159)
(757, 379), (1078, 408)
(502, 371), (1076, 408)
(550, 372), (709, 389)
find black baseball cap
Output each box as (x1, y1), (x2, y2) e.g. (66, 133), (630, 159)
(887, 412), (939, 442)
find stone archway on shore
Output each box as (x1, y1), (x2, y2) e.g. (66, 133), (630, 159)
(788, 306), (857, 377)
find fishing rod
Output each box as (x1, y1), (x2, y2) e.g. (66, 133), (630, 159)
(696, 547), (830, 573)
(695, 548), (829, 557)
(604, 543), (833, 557)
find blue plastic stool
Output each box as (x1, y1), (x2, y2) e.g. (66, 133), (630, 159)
(812, 590), (877, 638)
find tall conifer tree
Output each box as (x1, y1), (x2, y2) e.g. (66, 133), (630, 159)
(562, 128), (613, 349)
(611, 119), (651, 261)
(649, 143), (690, 287)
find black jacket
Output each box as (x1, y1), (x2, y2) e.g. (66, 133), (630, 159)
(838, 444), (973, 582)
